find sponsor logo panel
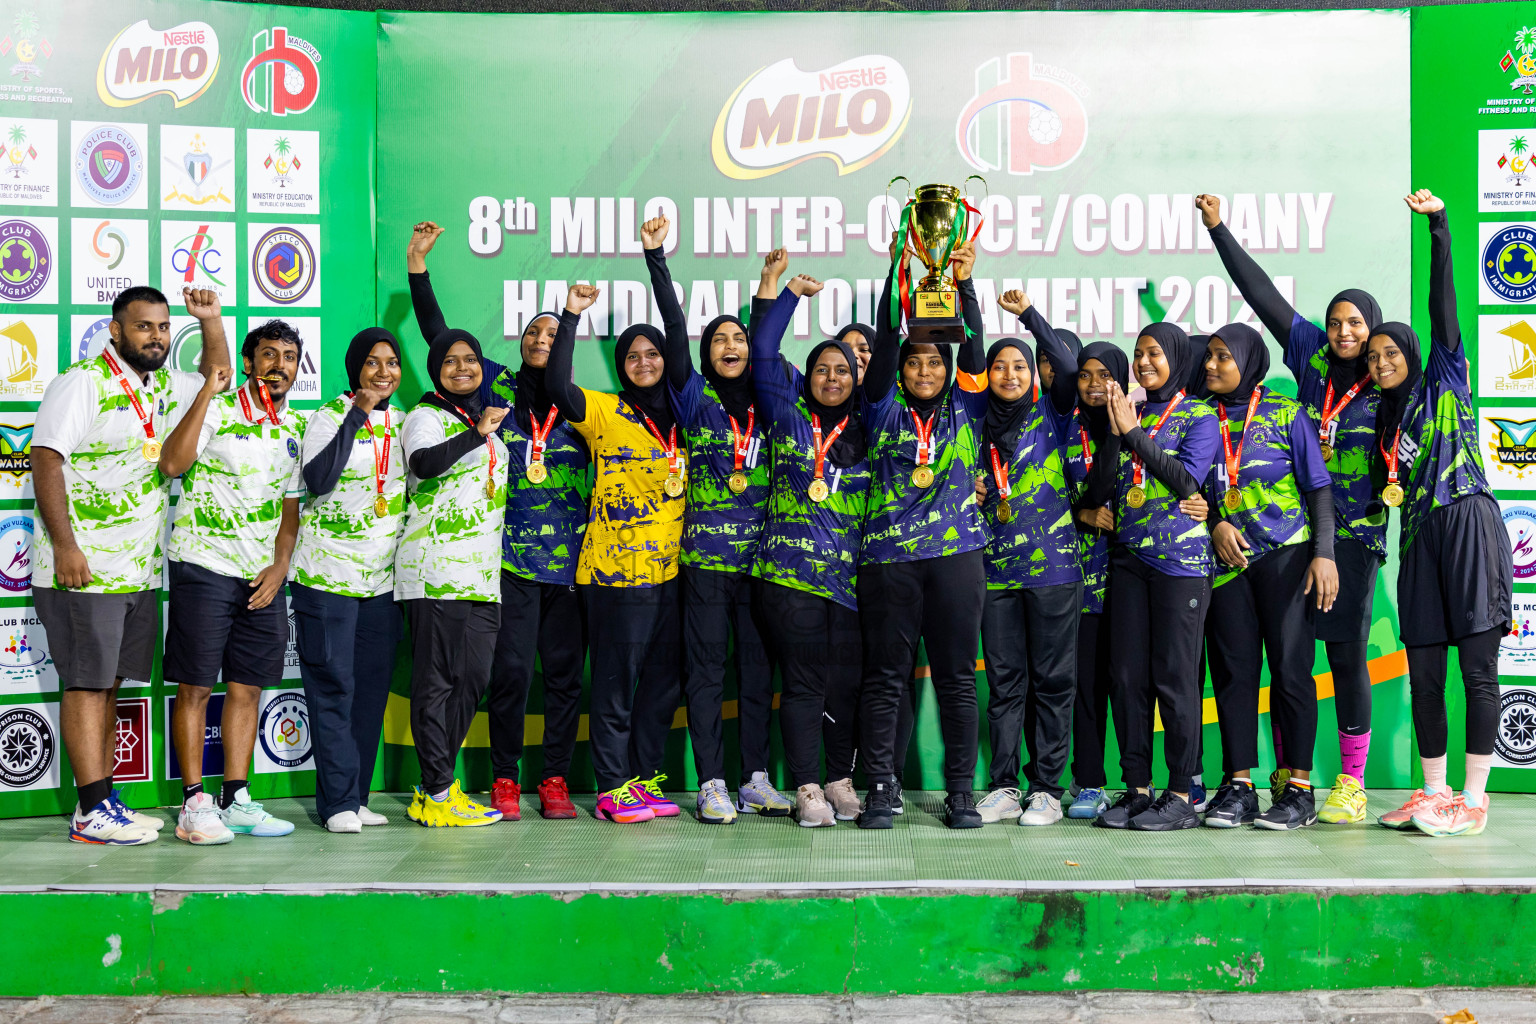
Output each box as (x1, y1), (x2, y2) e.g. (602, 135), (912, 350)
(254, 688), (311, 773)
(96, 20), (220, 108)
(70, 121), (147, 209)
(1503, 594), (1536, 676)
(1503, 500), (1536, 581)
(245, 317), (319, 398)
(956, 52), (1089, 176)
(165, 692), (224, 780)
(1479, 128), (1536, 212)
(0, 415), (34, 498)
(0, 702), (58, 791)
(1494, 685), (1536, 769)
(69, 216), (147, 305)
(167, 315), (235, 374)
(0, 313), (57, 399)
(71, 314), (112, 362)
(159, 219), (235, 305)
(112, 696), (151, 784)
(241, 27), (320, 118)
(0, 602), (50, 693)
(0, 216), (55, 303)
(1480, 221), (1536, 305)
(159, 124), (233, 211)
(245, 128), (317, 214)
(0, 513), (34, 595)
(0, 116), (56, 206)
(247, 224), (319, 307)
(1480, 406), (1536, 488)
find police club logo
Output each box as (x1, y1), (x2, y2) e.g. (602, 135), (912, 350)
(258, 690), (310, 769)
(0, 218), (50, 301)
(73, 124), (145, 207)
(251, 225), (315, 304)
(957, 53), (1088, 176)
(0, 705), (52, 788)
(1495, 687), (1536, 768)
(1482, 223), (1536, 304)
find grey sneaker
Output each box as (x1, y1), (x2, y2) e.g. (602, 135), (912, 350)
(697, 778), (737, 824)
(824, 777), (862, 820)
(737, 771), (792, 816)
(794, 784), (835, 828)
(977, 786), (1023, 823)
(1018, 790), (1063, 826)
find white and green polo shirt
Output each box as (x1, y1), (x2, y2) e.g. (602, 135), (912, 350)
(167, 382), (307, 581)
(32, 344), (203, 594)
(291, 396), (407, 599)
(393, 404), (508, 604)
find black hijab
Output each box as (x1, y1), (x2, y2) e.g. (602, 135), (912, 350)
(1209, 323), (1270, 408)
(1036, 328), (1081, 392)
(898, 339), (954, 417)
(802, 339), (867, 467)
(699, 313), (755, 425)
(345, 327), (401, 411)
(983, 338), (1036, 458)
(1139, 322), (1194, 404)
(1369, 321), (1422, 477)
(1077, 342), (1129, 443)
(514, 311), (559, 434)
(1186, 334), (1211, 399)
(614, 324), (676, 436)
(419, 328), (485, 426)
(1325, 289), (1382, 390)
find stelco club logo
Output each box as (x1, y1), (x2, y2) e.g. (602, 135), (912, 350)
(1484, 223), (1536, 303)
(956, 53), (1088, 177)
(252, 226), (315, 304)
(96, 20), (220, 108)
(241, 27), (320, 118)
(711, 56), (911, 180)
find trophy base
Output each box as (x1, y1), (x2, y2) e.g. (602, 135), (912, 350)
(906, 313), (966, 346)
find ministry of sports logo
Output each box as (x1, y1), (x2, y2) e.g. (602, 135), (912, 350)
(73, 124), (145, 206)
(258, 690), (310, 769)
(1495, 687), (1536, 767)
(241, 27), (320, 117)
(251, 226), (315, 304)
(0, 219), (49, 302)
(956, 53), (1088, 176)
(1482, 223), (1536, 304)
(0, 706), (52, 788)
(1502, 25), (1536, 96)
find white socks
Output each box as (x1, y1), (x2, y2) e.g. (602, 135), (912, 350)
(1463, 754), (1493, 808)
(1421, 754), (1448, 794)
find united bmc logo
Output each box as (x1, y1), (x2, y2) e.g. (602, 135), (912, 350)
(96, 20), (220, 108)
(241, 27), (320, 118)
(711, 56), (911, 180)
(956, 53), (1088, 177)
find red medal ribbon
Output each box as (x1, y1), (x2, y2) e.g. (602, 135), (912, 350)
(811, 413), (847, 482)
(729, 405), (755, 473)
(1381, 426), (1402, 489)
(988, 443), (1012, 501)
(1217, 387), (1264, 490)
(1319, 375), (1368, 447)
(1078, 425), (1094, 474)
(639, 411), (681, 478)
(528, 405), (558, 468)
(347, 395), (392, 505)
(436, 394), (498, 495)
(238, 381), (282, 425)
(910, 409), (936, 466)
(101, 348), (156, 444)
(1130, 390), (1185, 490)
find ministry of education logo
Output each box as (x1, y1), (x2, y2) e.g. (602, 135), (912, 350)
(73, 124), (144, 207)
(1495, 687), (1536, 767)
(0, 219), (49, 301)
(1482, 222), (1536, 304)
(251, 226), (315, 305)
(0, 705), (52, 788)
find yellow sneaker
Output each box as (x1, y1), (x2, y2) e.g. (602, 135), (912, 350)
(1317, 774), (1368, 824)
(449, 781), (502, 825)
(409, 782), (502, 827)
(1269, 767), (1292, 804)
(406, 786), (430, 826)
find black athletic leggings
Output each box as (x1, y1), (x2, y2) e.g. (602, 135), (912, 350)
(1071, 610), (1114, 789)
(1406, 628), (1502, 759)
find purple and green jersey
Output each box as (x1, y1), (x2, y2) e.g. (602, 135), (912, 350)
(1109, 398), (1220, 578)
(673, 373), (770, 574)
(979, 397), (1081, 590)
(1064, 418), (1110, 615)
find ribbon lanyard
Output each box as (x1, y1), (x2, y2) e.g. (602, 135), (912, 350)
(360, 405), (391, 509)
(910, 409), (935, 465)
(238, 380), (282, 426)
(728, 405), (756, 472)
(1130, 390), (1185, 491)
(811, 413), (847, 482)
(101, 348), (157, 448)
(528, 405), (558, 467)
(436, 394), (499, 497)
(1217, 388), (1263, 491)
(1319, 375), (1368, 448)
(640, 411), (681, 477)
(1078, 425), (1094, 473)
(988, 444), (1012, 501)
(1380, 426), (1406, 508)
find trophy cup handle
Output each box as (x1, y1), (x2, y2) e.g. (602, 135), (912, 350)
(962, 174), (988, 200)
(884, 176), (912, 239)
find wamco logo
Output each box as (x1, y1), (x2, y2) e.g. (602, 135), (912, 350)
(711, 56), (911, 180)
(96, 20), (219, 108)
(956, 53), (1088, 176)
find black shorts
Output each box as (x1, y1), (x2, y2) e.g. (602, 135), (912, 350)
(33, 586), (157, 690)
(1314, 537), (1384, 644)
(163, 560), (288, 688)
(1398, 495), (1514, 647)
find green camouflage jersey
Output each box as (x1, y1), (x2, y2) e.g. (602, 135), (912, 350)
(291, 397), (407, 599)
(168, 386), (306, 581)
(676, 376), (771, 574)
(1108, 396), (1220, 578)
(394, 404), (508, 603)
(32, 347), (202, 593)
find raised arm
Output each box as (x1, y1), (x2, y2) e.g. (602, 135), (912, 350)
(182, 288), (231, 384)
(951, 241), (984, 375)
(157, 367), (232, 478)
(406, 221), (450, 344)
(642, 215), (692, 391)
(1004, 292), (1077, 417)
(750, 280), (815, 427)
(302, 400), (370, 496)
(546, 285), (598, 423)
(1408, 191), (1464, 388)
(864, 242), (904, 401)
(1196, 195), (1302, 354)
(752, 248), (788, 327)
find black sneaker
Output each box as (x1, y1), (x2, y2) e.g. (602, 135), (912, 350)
(1254, 782), (1317, 830)
(1093, 789), (1153, 829)
(892, 777), (905, 816)
(1129, 790), (1201, 831)
(858, 779), (896, 830)
(945, 791), (983, 829)
(1203, 782), (1259, 828)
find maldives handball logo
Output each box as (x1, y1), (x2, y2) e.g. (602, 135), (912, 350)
(73, 124), (144, 206)
(1484, 223), (1536, 303)
(251, 226), (315, 304)
(96, 20), (220, 108)
(0, 220), (50, 302)
(956, 53), (1088, 176)
(711, 56), (911, 180)
(241, 27), (319, 118)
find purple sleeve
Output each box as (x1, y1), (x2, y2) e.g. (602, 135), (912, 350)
(1288, 406), (1332, 492)
(1283, 315), (1326, 384)
(669, 370), (705, 427)
(1175, 410), (1220, 487)
(749, 288), (804, 430)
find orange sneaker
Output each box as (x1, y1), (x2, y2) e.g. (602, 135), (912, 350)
(491, 778), (521, 821)
(1379, 788), (1452, 830)
(1412, 794), (1489, 837)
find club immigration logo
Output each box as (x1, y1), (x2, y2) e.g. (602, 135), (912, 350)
(257, 690), (311, 771)
(711, 56), (911, 180)
(73, 124), (145, 207)
(241, 27), (320, 118)
(1481, 222), (1536, 304)
(0, 11), (53, 86)
(956, 53), (1088, 177)
(1501, 25), (1536, 96)
(1504, 501), (1536, 580)
(0, 218), (49, 301)
(0, 705), (53, 788)
(1495, 687), (1536, 769)
(0, 514), (31, 593)
(1504, 596), (1536, 675)
(96, 20), (219, 108)
(250, 225), (316, 305)
(160, 125), (233, 210)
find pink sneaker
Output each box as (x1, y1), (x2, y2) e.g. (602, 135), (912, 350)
(594, 781), (655, 823)
(1379, 788), (1452, 830)
(1412, 794), (1489, 837)
(629, 774), (681, 817)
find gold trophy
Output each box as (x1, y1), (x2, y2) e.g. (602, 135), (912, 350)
(888, 177), (983, 345)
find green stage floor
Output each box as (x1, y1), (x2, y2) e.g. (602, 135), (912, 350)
(3, 789), (1534, 891)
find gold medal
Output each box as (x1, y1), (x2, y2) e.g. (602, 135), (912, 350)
(373, 496), (389, 518)
(664, 474), (685, 497)
(1382, 483), (1405, 508)
(911, 465), (934, 489)
(1224, 488), (1242, 512)
(1319, 442), (1334, 462)
(808, 478), (830, 503)
(997, 499), (1013, 524)
(728, 471), (749, 495)
(141, 440), (161, 462)
(525, 461), (548, 484)
(1126, 486), (1146, 509)
(486, 478), (498, 500)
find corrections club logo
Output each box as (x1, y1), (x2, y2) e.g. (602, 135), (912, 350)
(241, 27), (320, 118)
(1495, 687), (1536, 767)
(258, 690), (310, 769)
(73, 124), (145, 207)
(957, 53), (1088, 176)
(0, 219), (49, 301)
(0, 705), (52, 788)
(711, 56), (911, 180)
(96, 20), (220, 108)
(1482, 223), (1536, 303)
(251, 226), (314, 304)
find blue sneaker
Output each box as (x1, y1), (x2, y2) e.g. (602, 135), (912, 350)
(1066, 787), (1110, 819)
(1189, 779), (1209, 813)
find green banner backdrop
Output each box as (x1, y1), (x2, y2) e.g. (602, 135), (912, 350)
(0, 0), (1529, 818)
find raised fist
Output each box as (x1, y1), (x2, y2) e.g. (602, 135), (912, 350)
(1403, 189), (1444, 215)
(566, 283), (600, 314)
(201, 365), (233, 396)
(787, 274), (824, 298)
(1195, 194), (1222, 231)
(408, 221), (445, 271)
(998, 289), (1030, 317)
(762, 248), (788, 279)
(183, 287), (221, 320)
(477, 406), (510, 436)
(641, 215), (670, 249)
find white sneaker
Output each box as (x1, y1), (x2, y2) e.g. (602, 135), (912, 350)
(325, 810), (363, 833)
(110, 790), (165, 831)
(824, 777), (862, 820)
(69, 798), (158, 846)
(1018, 790), (1063, 826)
(357, 805), (388, 826)
(218, 788), (295, 837)
(795, 784), (836, 827)
(977, 786), (1023, 823)
(176, 792), (234, 846)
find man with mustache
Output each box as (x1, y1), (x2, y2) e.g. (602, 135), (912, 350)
(33, 285), (230, 845)
(157, 319), (305, 845)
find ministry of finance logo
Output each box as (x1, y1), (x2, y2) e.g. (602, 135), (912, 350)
(1495, 687), (1536, 768)
(257, 690), (311, 770)
(0, 705), (52, 788)
(241, 27), (320, 118)
(1481, 222), (1536, 304)
(956, 53), (1088, 177)
(72, 123), (145, 207)
(250, 225), (316, 305)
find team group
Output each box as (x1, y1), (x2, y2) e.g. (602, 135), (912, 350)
(32, 187), (1509, 847)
